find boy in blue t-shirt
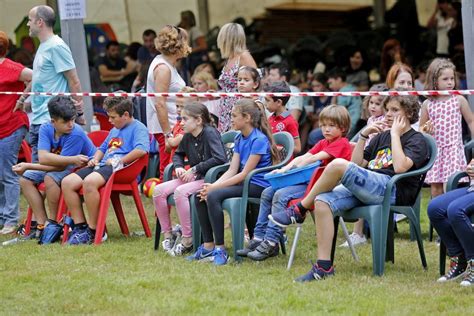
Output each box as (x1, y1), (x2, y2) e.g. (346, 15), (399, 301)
(62, 96), (150, 245)
(12, 96), (95, 240)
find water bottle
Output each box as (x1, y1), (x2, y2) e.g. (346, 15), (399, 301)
(2, 237), (25, 246)
(91, 115), (100, 132)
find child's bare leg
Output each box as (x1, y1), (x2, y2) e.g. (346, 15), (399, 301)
(300, 159), (349, 209)
(314, 200), (335, 260)
(44, 175), (61, 221)
(20, 177), (47, 225)
(353, 219), (365, 236)
(82, 173), (106, 229)
(62, 174), (86, 224)
(430, 183), (444, 199)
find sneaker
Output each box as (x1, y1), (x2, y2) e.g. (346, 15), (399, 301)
(437, 256), (467, 282)
(294, 263), (335, 283)
(460, 259), (474, 287)
(0, 225), (18, 235)
(38, 221), (63, 244)
(395, 214), (407, 222)
(213, 247), (228, 266)
(268, 204), (305, 228)
(236, 238), (262, 257)
(16, 220), (37, 237)
(339, 232), (367, 248)
(247, 240), (279, 261)
(169, 242), (193, 256)
(186, 244), (215, 262)
(68, 226), (93, 245)
(162, 235), (177, 252)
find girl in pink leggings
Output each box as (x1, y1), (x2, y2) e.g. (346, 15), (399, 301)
(152, 102), (227, 255)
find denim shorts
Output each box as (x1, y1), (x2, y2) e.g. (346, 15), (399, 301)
(22, 168), (73, 186)
(316, 162), (396, 214)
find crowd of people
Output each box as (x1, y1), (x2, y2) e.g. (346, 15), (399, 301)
(0, 1), (473, 287)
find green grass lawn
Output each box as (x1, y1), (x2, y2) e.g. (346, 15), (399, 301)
(0, 188), (471, 315)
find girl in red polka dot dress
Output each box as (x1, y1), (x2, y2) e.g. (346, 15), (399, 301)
(420, 58), (474, 199)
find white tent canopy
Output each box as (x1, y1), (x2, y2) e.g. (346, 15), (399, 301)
(1, 0), (436, 45)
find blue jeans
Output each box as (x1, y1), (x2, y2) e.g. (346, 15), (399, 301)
(0, 127), (27, 226)
(428, 188), (474, 260)
(29, 124), (41, 163)
(316, 162), (396, 214)
(22, 168), (73, 186)
(254, 184), (306, 242)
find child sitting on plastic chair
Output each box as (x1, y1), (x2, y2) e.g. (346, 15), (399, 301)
(12, 96), (96, 243)
(61, 96), (149, 245)
(270, 95), (429, 282)
(238, 105), (352, 261)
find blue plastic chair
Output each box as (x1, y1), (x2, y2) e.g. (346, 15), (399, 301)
(330, 134), (437, 276)
(192, 132), (294, 262)
(438, 170), (474, 275)
(153, 130), (238, 250)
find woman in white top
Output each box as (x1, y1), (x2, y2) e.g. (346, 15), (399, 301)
(146, 25), (191, 179)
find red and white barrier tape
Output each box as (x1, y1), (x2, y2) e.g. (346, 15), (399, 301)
(0, 90), (473, 98)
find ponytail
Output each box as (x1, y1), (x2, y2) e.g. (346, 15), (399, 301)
(182, 101), (215, 127)
(234, 99), (280, 164)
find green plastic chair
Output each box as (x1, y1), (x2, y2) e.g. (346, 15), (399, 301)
(154, 130), (238, 250)
(438, 170), (474, 275)
(197, 131), (294, 262)
(330, 134), (437, 276)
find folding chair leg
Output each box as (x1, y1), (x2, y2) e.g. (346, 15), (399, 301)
(339, 218), (359, 262)
(287, 225), (302, 270)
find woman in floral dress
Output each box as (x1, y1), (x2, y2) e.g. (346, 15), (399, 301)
(216, 23), (257, 132)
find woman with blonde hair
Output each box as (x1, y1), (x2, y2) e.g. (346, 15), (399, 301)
(146, 25), (191, 179)
(216, 23), (257, 132)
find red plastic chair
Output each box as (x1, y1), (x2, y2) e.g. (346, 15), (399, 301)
(24, 183), (67, 236)
(94, 112), (114, 131)
(24, 131), (109, 236)
(87, 130), (110, 147)
(62, 154), (151, 244)
(18, 140), (32, 163)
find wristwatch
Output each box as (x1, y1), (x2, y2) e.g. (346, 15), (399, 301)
(165, 131), (173, 138)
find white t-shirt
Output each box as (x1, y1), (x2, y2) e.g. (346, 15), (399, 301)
(146, 55), (185, 133)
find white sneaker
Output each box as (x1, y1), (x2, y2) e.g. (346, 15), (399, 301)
(395, 214), (407, 222)
(161, 236), (176, 252)
(339, 232), (367, 248)
(0, 225), (18, 235)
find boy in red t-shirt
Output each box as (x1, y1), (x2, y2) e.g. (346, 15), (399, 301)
(264, 81), (301, 154)
(238, 105), (353, 261)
